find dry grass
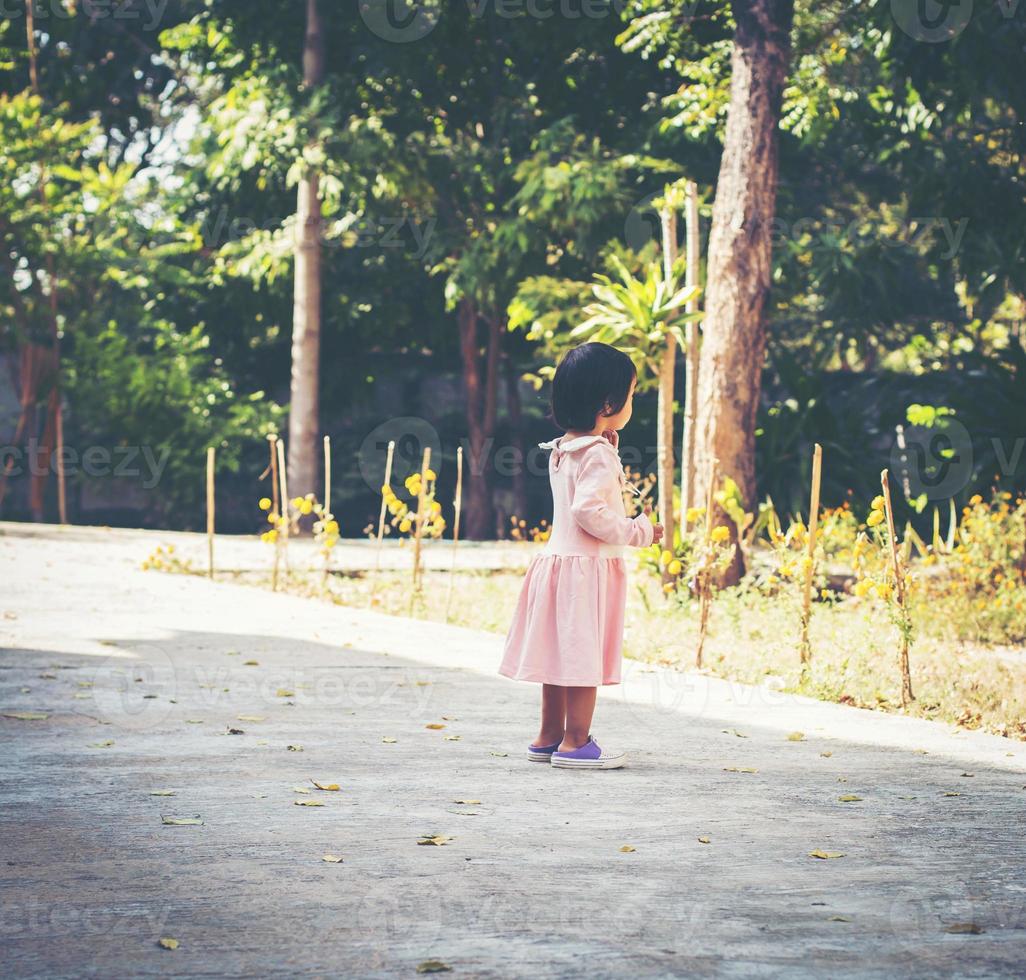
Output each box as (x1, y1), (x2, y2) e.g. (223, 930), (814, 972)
(221, 561), (1026, 741)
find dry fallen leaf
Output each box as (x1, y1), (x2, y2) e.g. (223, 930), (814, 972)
(89, 739), (115, 748)
(293, 786), (311, 795)
(489, 751), (508, 758)
(243, 660), (259, 666)
(943, 922), (984, 935)
(382, 737), (398, 744)
(837, 795), (862, 803)
(453, 799), (481, 805)
(416, 962), (452, 975)
(786, 731), (806, 742)
(943, 791), (961, 797)
(722, 729), (748, 738)
(287, 744), (303, 752)
(697, 836), (711, 844)
(820, 751), (833, 758)
(161, 815), (203, 826)
(312, 781), (340, 791)
(226, 727), (245, 735)
(39, 673), (57, 680)
(443, 735), (462, 742)
(149, 790), (175, 797)
(185, 719), (203, 725)
(158, 937), (179, 950)
(276, 689), (295, 698)
(723, 767), (758, 774)
(322, 854), (344, 864)
(294, 799), (325, 807)
(238, 715), (265, 722)
(619, 845), (636, 853)
(808, 850), (845, 859)
(425, 723), (446, 730)
(3, 711), (49, 721)
(960, 772), (974, 778)
(828, 915), (851, 922)
(417, 835), (452, 846)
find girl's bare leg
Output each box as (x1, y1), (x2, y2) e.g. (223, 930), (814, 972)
(533, 684), (566, 747)
(560, 686), (597, 751)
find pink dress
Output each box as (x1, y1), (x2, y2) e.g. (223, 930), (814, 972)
(499, 434), (655, 687)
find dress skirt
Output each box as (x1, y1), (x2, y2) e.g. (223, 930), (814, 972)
(498, 552), (628, 687)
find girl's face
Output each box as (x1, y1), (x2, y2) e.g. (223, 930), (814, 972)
(601, 376), (636, 431)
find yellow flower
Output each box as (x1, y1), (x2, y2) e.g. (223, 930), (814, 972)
(259, 497), (272, 511)
(267, 513), (277, 524)
(853, 580), (871, 598)
(262, 529), (278, 544)
(381, 485), (394, 498)
(969, 493), (983, 506)
(291, 496), (303, 510)
(399, 518), (412, 533)
(324, 535), (338, 549)
(685, 507), (705, 524)
(300, 500), (313, 516)
(425, 468), (437, 482)
(662, 582), (675, 593)
(324, 520), (339, 536)
(710, 525), (730, 544)
(660, 549), (672, 565)
(871, 495), (885, 511)
(866, 510), (885, 527)
(667, 559), (683, 576)
(430, 501), (442, 515)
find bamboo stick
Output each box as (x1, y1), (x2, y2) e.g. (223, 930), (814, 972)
(798, 443), (823, 665)
(375, 440), (396, 571)
(695, 458), (718, 669)
(445, 446), (464, 623)
(269, 435), (281, 592)
(657, 200), (678, 570)
(323, 435), (332, 517)
(277, 437), (290, 576)
(680, 179), (701, 530)
(881, 469), (915, 706)
(406, 447), (430, 615)
(322, 435), (332, 588)
(206, 446), (215, 580)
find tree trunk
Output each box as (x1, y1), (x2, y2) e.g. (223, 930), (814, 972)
(680, 180), (701, 529)
(657, 205), (678, 563)
(457, 299), (499, 539)
(287, 0), (325, 499)
(694, 0), (793, 583)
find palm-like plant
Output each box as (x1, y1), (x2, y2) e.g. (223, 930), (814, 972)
(572, 253), (701, 574)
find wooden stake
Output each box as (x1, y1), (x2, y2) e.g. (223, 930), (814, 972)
(695, 458), (718, 669)
(206, 446), (215, 580)
(680, 179), (701, 529)
(798, 443), (823, 665)
(445, 446), (464, 623)
(375, 440), (396, 572)
(410, 447), (431, 602)
(323, 435), (332, 517)
(269, 436), (281, 592)
(322, 434), (332, 589)
(657, 200), (678, 571)
(881, 469), (915, 706)
(277, 437), (290, 576)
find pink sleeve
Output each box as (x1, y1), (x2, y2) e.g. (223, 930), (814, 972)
(569, 446), (654, 548)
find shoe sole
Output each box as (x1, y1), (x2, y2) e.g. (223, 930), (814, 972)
(527, 751), (554, 762)
(550, 755), (626, 770)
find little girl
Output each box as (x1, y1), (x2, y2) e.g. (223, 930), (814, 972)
(499, 342), (663, 769)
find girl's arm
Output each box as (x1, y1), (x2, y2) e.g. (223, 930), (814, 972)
(570, 446), (654, 548)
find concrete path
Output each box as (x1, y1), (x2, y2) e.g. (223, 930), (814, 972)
(2, 522), (1025, 978)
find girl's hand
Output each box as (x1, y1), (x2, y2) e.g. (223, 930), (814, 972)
(651, 522), (664, 544)
(600, 428), (619, 449)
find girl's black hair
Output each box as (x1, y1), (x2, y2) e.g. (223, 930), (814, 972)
(550, 342), (637, 432)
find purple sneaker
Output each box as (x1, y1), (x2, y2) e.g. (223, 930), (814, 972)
(527, 738), (563, 763)
(550, 736), (626, 770)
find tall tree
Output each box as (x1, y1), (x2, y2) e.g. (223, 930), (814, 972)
(694, 0), (794, 579)
(288, 0), (325, 498)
